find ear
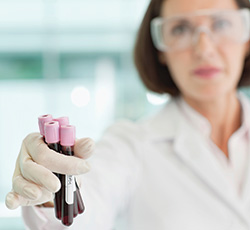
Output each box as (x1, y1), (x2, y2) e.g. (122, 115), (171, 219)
(158, 51), (167, 65)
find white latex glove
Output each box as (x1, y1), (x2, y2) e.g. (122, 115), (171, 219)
(5, 132), (94, 209)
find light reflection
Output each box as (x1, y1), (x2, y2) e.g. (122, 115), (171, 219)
(146, 92), (169, 105)
(71, 86), (90, 107)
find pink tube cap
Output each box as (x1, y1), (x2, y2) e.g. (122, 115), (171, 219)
(53, 117), (69, 127)
(38, 114), (53, 136)
(60, 125), (76, 146)
(44, 121), (60, 143)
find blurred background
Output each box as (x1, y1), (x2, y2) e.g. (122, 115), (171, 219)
(0, 0), (172, 229)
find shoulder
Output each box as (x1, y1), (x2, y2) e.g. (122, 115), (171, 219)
(101, 96), (181, 143)
(138, 96), (182, 140)
(139, 96), (180, 126)
(100, 119), (146, 144)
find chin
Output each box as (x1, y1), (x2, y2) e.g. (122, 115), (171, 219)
(191, 88), (237, 103)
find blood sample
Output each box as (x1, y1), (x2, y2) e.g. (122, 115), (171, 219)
(44, 121), (62, 220)
(60, 125), (85, 223)
(53, 116), (78, 217)
(38, 115), (84, 226)
(60, 125), (77, 226)
(75, 180), (85, 214)
(55, 117), (83, 217)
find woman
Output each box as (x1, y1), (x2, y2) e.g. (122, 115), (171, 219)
(5, 0), (250, 229)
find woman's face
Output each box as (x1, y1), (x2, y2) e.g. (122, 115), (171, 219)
(160, 0), (250, 102)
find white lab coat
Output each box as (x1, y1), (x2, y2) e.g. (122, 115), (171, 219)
(22, 93), (250, 230)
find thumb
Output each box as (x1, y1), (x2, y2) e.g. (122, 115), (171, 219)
(74, 137), (95, 159)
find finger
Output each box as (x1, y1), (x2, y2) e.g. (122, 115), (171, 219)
(13, 175), (43, 200)
(23, 133), (90, 175)
(5, 191), (21, 210)
(20, 151), (61, 192)
(22, 188), (53, 206)
(13, 150), (22, 180)
(6, 190), (53, 209)
(74, 138), (95, 159)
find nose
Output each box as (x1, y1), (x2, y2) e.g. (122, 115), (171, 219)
(192, 27), (216, 59)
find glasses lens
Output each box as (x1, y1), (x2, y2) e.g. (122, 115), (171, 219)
(211, 10), (248, 43)
(162, 18), (194, 51)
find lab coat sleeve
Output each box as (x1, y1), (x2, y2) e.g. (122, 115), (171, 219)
(22, 120), (142, 230)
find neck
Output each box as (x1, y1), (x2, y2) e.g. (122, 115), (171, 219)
(183, 92), (242, 158)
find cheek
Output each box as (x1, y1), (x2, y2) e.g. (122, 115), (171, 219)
(221, 45), (246, 81)
(164, 52), (192, 85)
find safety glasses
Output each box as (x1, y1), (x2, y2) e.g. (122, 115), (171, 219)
(151, 8), (250, 52)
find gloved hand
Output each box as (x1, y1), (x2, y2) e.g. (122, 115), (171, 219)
(5, 132), (94, 209)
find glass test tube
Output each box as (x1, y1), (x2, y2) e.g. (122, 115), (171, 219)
(55, 117), (84, 216)
(60, 125), (76, 226)
(60, 125), (85, 215)
(44, 121), (62, 220)
(53, 117), (77, 217)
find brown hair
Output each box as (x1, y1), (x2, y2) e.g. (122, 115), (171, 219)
(134, 0), (250, 96)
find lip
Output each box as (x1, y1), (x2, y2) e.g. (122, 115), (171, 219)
(193, 66), (222, 78)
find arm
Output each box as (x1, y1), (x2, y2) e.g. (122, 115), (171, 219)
(7, 121), (141, 229)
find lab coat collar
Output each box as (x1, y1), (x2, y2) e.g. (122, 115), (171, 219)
(176, 96), (212, 138)
(145, 92), (250, 141)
